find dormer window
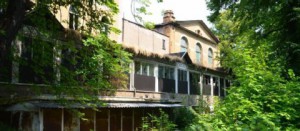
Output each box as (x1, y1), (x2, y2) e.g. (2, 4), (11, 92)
(180, 37), (188, 52)
(69, 5), (79, 30)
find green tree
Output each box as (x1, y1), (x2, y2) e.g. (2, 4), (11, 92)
(130, 0), (163, 27)
(208, 0), (300, 76)
(0, 0), (119, 80)
(188, 1), (300, 130)
(0, 0), (132, 106)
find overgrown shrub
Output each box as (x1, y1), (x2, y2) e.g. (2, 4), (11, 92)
(140, 109), (176, 131)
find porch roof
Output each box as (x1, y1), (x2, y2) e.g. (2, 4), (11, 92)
(5, 101), (183, 111)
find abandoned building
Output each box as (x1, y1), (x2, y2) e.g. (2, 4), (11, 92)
(0, 1), (230, 131)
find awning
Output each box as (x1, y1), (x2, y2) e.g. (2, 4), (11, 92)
(105, 103), (183, 108)
(5, 101), (183, 111)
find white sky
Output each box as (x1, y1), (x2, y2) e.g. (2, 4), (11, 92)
(121, 0), (212, 27)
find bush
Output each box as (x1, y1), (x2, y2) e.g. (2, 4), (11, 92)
(140, 109), (176, 131)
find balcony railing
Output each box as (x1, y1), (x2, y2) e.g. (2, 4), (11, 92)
(134, 74), (155, 91)
(202, 84), (211, 95)
(158, 78), (175, 93)
(178, 81), (188, 94)
(190, 83), (200, 95)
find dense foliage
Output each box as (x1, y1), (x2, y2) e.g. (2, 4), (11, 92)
(0, 0), (131, 104)
(208, 0), (300, 76)
(189, 0), (300, 130)
(140, 109), (176, 131)
(130, 0), (162, 26)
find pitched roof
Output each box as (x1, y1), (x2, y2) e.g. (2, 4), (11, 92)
(169, 52), (193, 64)
(155, 20), (219, 44)
(24, 7), (64, 30)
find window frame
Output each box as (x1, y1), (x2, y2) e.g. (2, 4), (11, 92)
(158, 65), (175, 80)
(208, 48), (213, 65)
(178, 69), (187, 81)
(180, 36), (188, 52)
(162, 39), (166, 50)
(69, 5), (79, 30)
(134, 61), (154, 76)
(196, 43), (201, 63)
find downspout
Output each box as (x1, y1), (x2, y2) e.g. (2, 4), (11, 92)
(122, 18), (125, 43)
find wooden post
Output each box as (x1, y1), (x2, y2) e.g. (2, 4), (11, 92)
(61, 109), (64, 131)
(38, 109), (43, 131)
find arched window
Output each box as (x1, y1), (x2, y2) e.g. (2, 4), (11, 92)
(180, 37), (188, 52)
(196, 43), (201, 63)
(101, 16), (110, 35)
(208, 48), (213, 65)
(69, 5), (79, 29)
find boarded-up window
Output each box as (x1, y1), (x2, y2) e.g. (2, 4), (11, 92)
(110, 109), (121, 131)
(123, 109), (133, 131)
(96, 109), (109, 131)
(44, 109), (62, 131)
(80, 109), (94, 131)
(133, 109), (143, 130)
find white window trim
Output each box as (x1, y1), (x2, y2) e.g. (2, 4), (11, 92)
(180, 36), (189, 52)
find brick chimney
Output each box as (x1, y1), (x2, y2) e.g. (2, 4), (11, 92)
(163, 10), (175, 23)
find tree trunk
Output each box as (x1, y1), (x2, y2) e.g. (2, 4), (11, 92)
(0, 0), (32, 82)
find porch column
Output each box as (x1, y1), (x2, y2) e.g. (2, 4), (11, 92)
(175, 68), (178, 93)
(187, 71), (190, 95)
(11, 38), (22, 83)
(121, 109), (123, 131)
(218, 77), (221, 97)
(130, 62), (135, 91)
(199, 74), (204, 114)
(210, 75), (214, 110)
(199, 74), (203, 96)
(132, 110), (135, 131)
(108, 110), (110, 131)
(54, 41), (62, 85)
(154, 64), (159, 92)
(94, 110), (96, 131)
(224, 79), (226, 97)
(61, 109), (64, 131)
(39, 109), (43, 131)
